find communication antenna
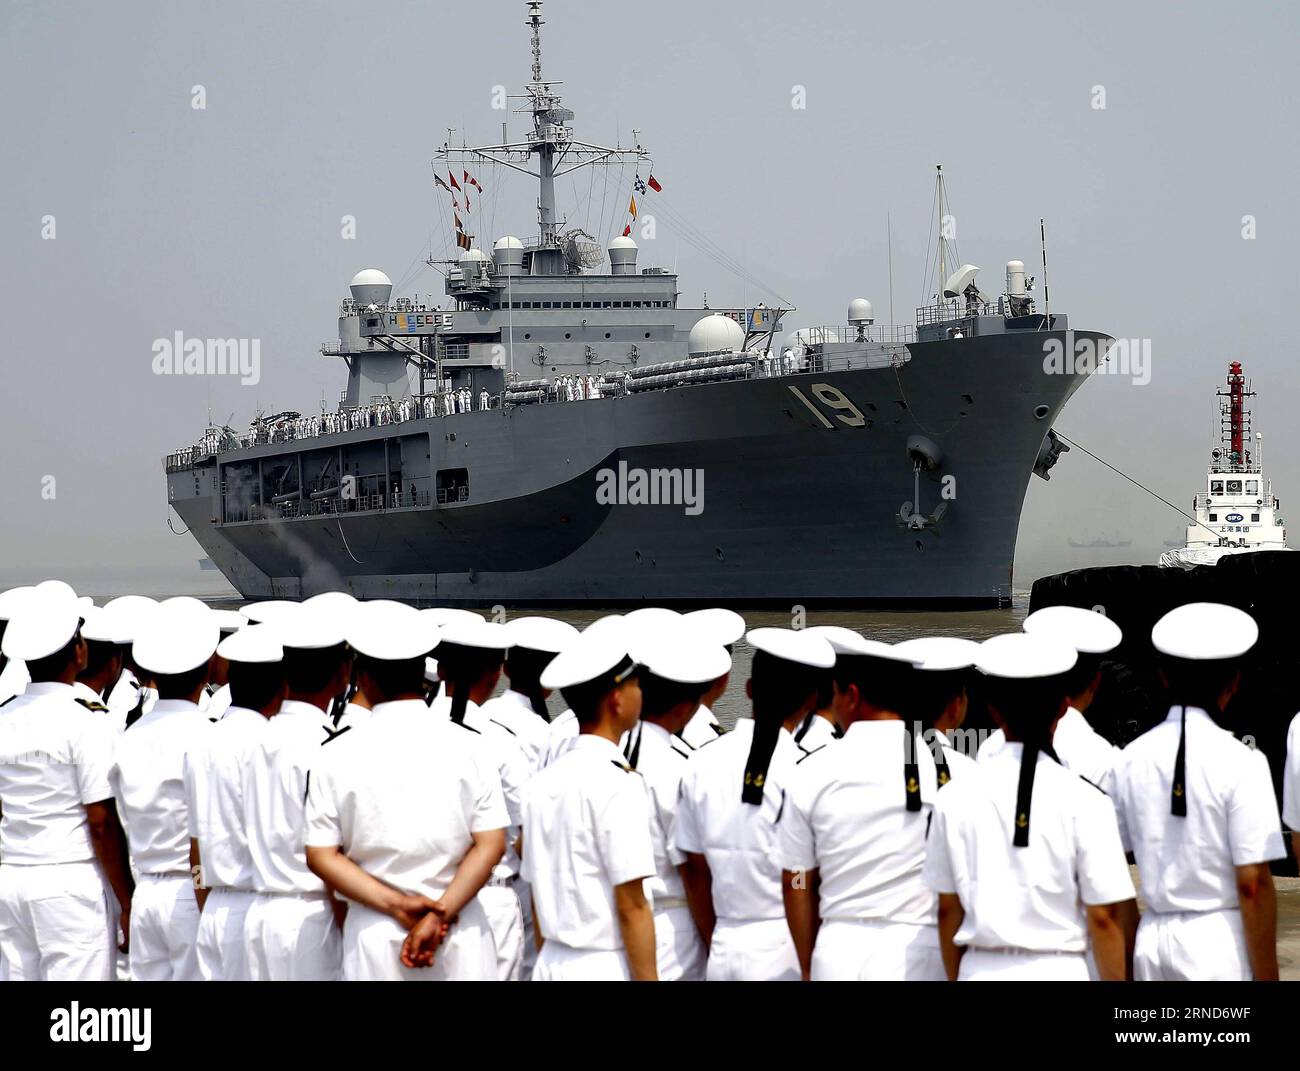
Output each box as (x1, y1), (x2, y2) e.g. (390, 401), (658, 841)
(1039, 218), (1051, 329)
(887, 211), (895, 325)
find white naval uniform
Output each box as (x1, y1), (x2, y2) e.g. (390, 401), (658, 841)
(480, 688), (552, 775)
(979, 706), (1119, 793)
(542, 707), (579, 766)
(1111, 706), (1286, 981)
(243, 699), (341, 981)
(626, 721), (706, 980)
(680, 702), (724, 750)
(0, 657), (29, 705)
(0, 682), (116, 981)
(333, 700), (371, 734)
(931, 729), (978, 783)
(431, 693), (529, 980)
(923, 742), (1135, 981)
(675, 719), (801, 981)
(110, 699), (211, 981)
(1284, 710), (1300, 834)
(182, 704), (266, 981)
(304, 698), (508, 981)
(198, 682), (232, 723)
(779, 720), (945, 981)
(792, 711), (838, 757)
(520, 733), (656, 981)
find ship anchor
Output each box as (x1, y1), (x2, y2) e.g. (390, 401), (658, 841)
(897, 434), (948, 531)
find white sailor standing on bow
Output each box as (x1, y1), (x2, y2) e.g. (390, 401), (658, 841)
(622, 631), (731, 981)
(183, 624), (283, 981)
(1111, 602), (1285, 981)
(244, 606), (350, 980)
(676, 627), (834, 981)
(305, 602), (506, 981)
(0, 585), (133, 981)
(892, 636), (984, 782)
(678, 608), (746, 748)
(428, 617), (530, 982)
(518, 627), (658, 981)
(780, 632), (947, 981)
(923, 632), (1137, 981)
(110, 597), (220, 981)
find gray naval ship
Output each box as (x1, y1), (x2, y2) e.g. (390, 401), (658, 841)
(164, 2), (1110, 609)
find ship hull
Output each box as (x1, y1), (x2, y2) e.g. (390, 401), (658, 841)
(167, 330), (1105, 607)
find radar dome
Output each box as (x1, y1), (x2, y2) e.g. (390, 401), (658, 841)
(493, 236), (525, 276)
(688, 313), (745, 355)
(349, 268), (392, 307)
(608, 235), (638, 276)
(847, 298), (874, 325)
(458, 248), (489, 263)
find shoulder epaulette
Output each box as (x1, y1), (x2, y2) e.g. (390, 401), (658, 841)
(322, 725), (352, 746)
(74, 696), (110, 713)
(710, 723), (726, 737)
(610, 759), (637, 774)
(796, 743), (828, 765)
(489, 718), (517, 737)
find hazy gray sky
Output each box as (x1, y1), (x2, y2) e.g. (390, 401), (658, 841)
(2, 0), (1297, 595)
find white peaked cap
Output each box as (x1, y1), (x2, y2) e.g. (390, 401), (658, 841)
(435, 619), (512, 651)
(682, 607), (746, 646)
(217, 624), (284, 664)
(638, 635), (731, 684)
(240, 600), (299, 624)
(504, 616), (579, 653)
(421, 608), (485, 629)
(1151, 602), (1258, 660)
(623, 607), (682, 629)
(976, 633), (1077, 679)
(347, 602), (438, 661)
(0, 586), (36, 622)
(211, 609), (247, 633)
(274, 603), (347, 650)
(101, 596), (159, 641)
(1, 587), (82, 661)
(302, 591), (358, 616)
(746, 627), (836, 669)
(582, 614), (627, 641)
(81, 605), (133, 645)
(1023, 606), (1122, 654)
(133, 603), (220, 675)
(35, 579), (78, 603)
(540, 632), (635, 691)
(801, 625), (921, 663)
(891, 636), (982, 671)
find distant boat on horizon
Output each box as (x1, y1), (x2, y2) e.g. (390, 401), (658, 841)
(1067, 535), (1132, 549)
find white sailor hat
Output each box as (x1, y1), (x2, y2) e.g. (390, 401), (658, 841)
(1, 588), (83, 661)
(801, 625), (921, 664)
(212, 609), (247, 634)
(746, 627), (836, 669)
(434, 619), (512, 651)
(270, 604), (346, 651)
(582, 614), (626, 641)
(976, 633), (1077, 679)
(347, 602), (438, 662)
(1151, 602), (1257, 661)
(133, 603), (220, 676)
(624, 607), (681, 630)
(682, 607), (746, 647)
(0, 586), (36, 622)
(217, 624), (283, 664)
(638, 635), (732, 684)
(240, 600), (299, 624)
(421, 608), (485, 629)
(302, 591), (358, 617)
(504, 616), (579, 654)
(34, 579), (79, 603)
(1023, 606), (1122, 655)
(891, 636), (982, 671)
(540, 632), (637, 692)
(100, 595), (159, 641)
(80, 605), (133, 645)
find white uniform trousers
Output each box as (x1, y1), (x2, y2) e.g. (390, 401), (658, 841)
(706, 917), (800, 982)
(517, 877), (538, 980)
(0, 861), (112, 981)
(654, 902), (705, 981)
(342, 897), (495, 981)
(805, 919), (945, 981)
(477, 881), (523, 981)
(957, 948), (1089, 981)
(195, 887), (257, 981)
(246, 891), (341, 981)
(532, 940), (630, 981)
(130, 872), (201, 981)
(1134, 908), (1252, 981)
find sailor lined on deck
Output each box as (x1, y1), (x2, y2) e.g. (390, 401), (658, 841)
(1111, 602), (1285, 982)
(0, 584), (133, 981)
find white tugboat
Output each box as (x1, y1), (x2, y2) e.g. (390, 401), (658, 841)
(1159, 361), (1290, 569)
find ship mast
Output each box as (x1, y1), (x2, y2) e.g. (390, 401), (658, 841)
(436, 1), (649, 276)
(1217, 360), (1254, 471)
(932, 164), (950, 301)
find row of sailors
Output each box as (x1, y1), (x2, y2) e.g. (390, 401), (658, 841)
(0, 585), (1295, 982)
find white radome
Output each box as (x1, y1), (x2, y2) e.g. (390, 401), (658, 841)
(687, 313), (745, 356)
(847, 298), (874, 325)
(349, 268), (393, 307)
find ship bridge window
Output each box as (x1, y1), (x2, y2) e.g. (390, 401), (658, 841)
(1252, 513), (1260, 522)
(1246, 480), (1259, 494)
(1227, 480), (1243, 494)
(1210, 481), (1225, 494)
(1209, 513), (1218, 521)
